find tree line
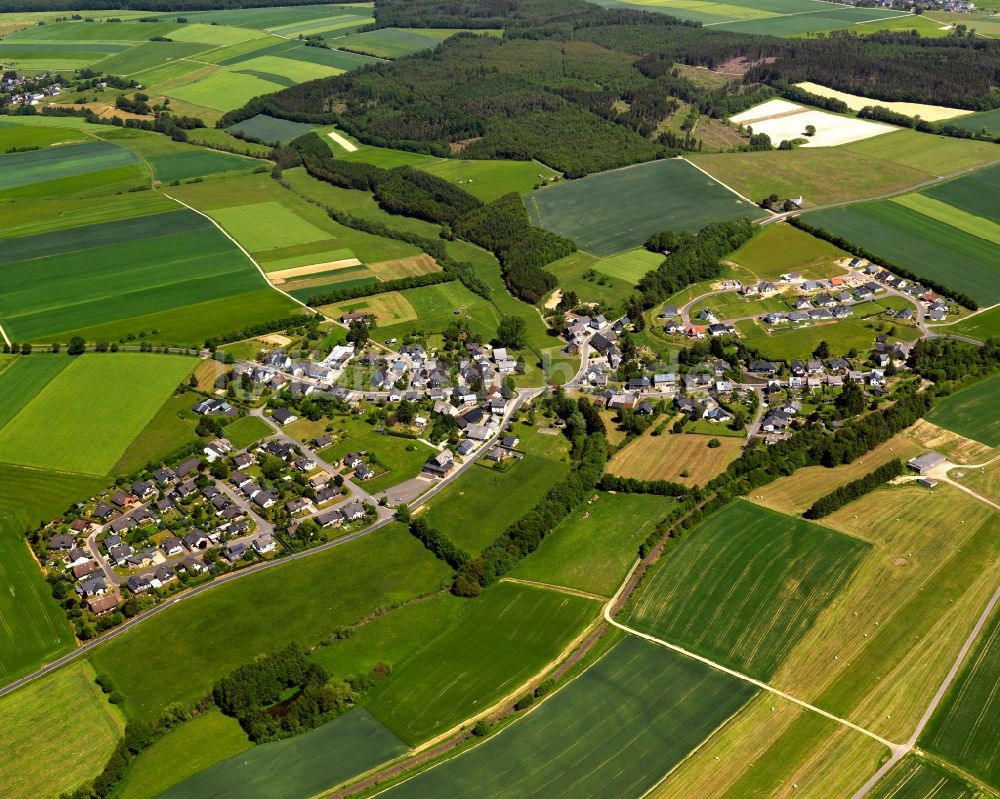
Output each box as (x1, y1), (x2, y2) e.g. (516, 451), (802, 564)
(305, 271), (454, 306)
(858, 104), (1000, 144)
(404, 515), (470, 571)
(803, 459), (903, 519)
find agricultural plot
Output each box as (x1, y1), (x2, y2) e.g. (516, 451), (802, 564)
(371, 280), (504, 344)
(869, 756), (981, 799)
(332, 26), (469, 58)
(0, 140), (144, 199)
(793, 82), (973, 122)
(163, 69), (289, 113)
(226, 113), (315, 144)
(591, 247), (663, 284)
(367, 582), (600, 745)
(731, 99), (896, 147)
(420, 158), (559, 202)
(0, 40), (126, 70)
(609, 431), (744, 487)
(546, 250), (636, 308)
(950, 107), (1000, 135)
(0, 119), (88, 150)
(510, 493), (666, 597)
(0, 207), (288, 343)
(318, 418), (437, 493)
(0, 354), (194, 475)
(87, 524), (452, 722)
(921, 162), (1000, 225)
(807, 201), (1000, 306)
(891, 193), (1000, 246)
(729, 221), (848, 280)
(925, 374), (1000, 447)
(112, 391), (203, 475)
(525, 158), (765, 257)
(183, 3), (367, 29)
(627, 500), (870, 679)
(147, 150), (262, 183)
(381, 636), (756, 799)
(0, 661), (125, 799)
(0, 356), (69, 426)
(921, 604), (1000, 789)
(944, 306), (1000, 342)
(843, 129), (1000, 175)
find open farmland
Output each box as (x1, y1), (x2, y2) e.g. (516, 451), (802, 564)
(525, 158), (764, 257)
(0, 354), (193, 475)
(808, 201), (1000, 306)
(627, 500), (869, 679)
(950, 107), (1000, 135)
(842, 129), (1000, 175)
(420, 158), (559, 202)
(0, 140), (144, 199)
(728, 222), (849, 280)
(226, 113), (315, 143)
(609, 431), (743, 487)
(157, 710), (405, 799)
(0, 356), (69, 425)
(510, 492), (666, 597)
(368, 582), (599, 745)
(920, 604), (1000, 788)
(111, 391), (202, 475)
(381, 636), (756, 798)
(920, 163), (1000, 229)
(1, 661), (125, 799)
(87, 524), (452, 722)
(869, 756), (982, 799)
(942, 306), (1000, 344)
(731, 99), (897, 147)
(794, 82), (974, 121)
(925, 375), (1000, 447)
(591, 247), (664, 284)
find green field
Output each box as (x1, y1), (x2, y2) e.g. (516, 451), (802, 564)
(1, 660), (125, 799)
(627, 500), (870, 679)
(510, 492), (666, 597)
(0, 140), (142, 198)
(0, 356), (69, 425)
(381, 635), (757, 798)
(368, 582), (600, 745)
(869, 756), (982, 799)
(366, 279), (504, 345)
(942, 306), (1000, 342)
(843, 130), (1000, 176)
(164, 68), (287, 112)
(0, 119), (88, 151)
(729, 223), (848, 280)
(591, 247), (664, 284)
(546, 250), (636, 307)
(112, 391), (203, 474)
(525, 158), (764, 256)
(148, 150), (262, 182)
(318, 416), (437, 493)
(211, 200), (332, 251)
(88, 523), (451, 721)
(420, 158), (560, 202)
(332, 26), (468, 57)
(158, 709), (404, 799)
(226, 113), (315, 143)
(921, 163), (1000, 225)
(925, 374), (1000, 448)
(0, 353), (193, 475)
(950, 107), (1000, 135)
(891, 192), (1000, 246)
(806, 201), (1000, 306)
(920, 604), (1000, 789)
(223, 415), (274, 450)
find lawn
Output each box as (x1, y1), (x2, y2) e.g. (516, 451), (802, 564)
(420, 158), (559, 202)
(627, 500), (870, 680)
(0, 140), (143, 198)
(117, 711), (251, 799)
(223, 415), (274, 450)
(318, 418), (437, 494)
(510, 492), (666, 596)
(112, 390), (203, 475)
(88, 523), (452, 721)
(525, 158), (765, 256)
(0, 660), (125, 799)
(381, 635), (757, 798)
(367, 582), (600, 745)
(157, 710), (405, 799)
(609, 431), (744, 487)
(0, 353), (194, 475)
(924, 375), (1000, 446)
(226, 113), (315, 143)
(920, 604), (1000, 789)
(728, 222), (849, 280)
(869, 756), (981, 799)
(591, 247), (663, 284)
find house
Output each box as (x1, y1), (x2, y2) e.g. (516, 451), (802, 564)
(161, 535), (184, 556)
(72, 560), (99, 580)
(154, 497), (174, 513)
(628, 377), (650, 390)
(88, 593), (120, 616)
(908, 452), (945, 475)
(110, 491), (130, 507)
(309, 472), (331, 490)
(501, 436), (519, 449)
(343, 452), (363, 470)
(675, 395), (704, 417)
(355, 463), (375, 481)
(192, 398), (233, 416)
(108, 515), (138, 535)
(211, 494), (230, 514)
(456, 439), (476, 457)
(66, 547), (90, 569)
(928, 307), (947, 321)
(230, 471), (253, 490)
(94, 502), (115, 521)
(77, 576), (108, 597)
(340, 501), (366, 522)
(180, 556), (207, 574)
(748, 361), (776, 376)
(127, 575), (152, 594)
(49, 533), (75, 551)
(635, 400), (655, 416)
(174, 458), (201, 479)
(294, 456), (316, 472)
(708, 323), (734, 337)
(315, 486), (340, 504)
(465, 423), (498, 441)
(763, 312), (787, 326)
(828, 357), (850, 372)
(286, 497), (310, 515)
(315, 509), (345, 528)
(794, 296), (812, 310)
(183, 530), (209, 550)
(314, 434), (333, 449)
(807, 360), (824, 375)
(233, 453), (255, 470)
(154, 563), (176, 584)
(253, 491), (277, 509)
(424, 451), (455, 478)
(271, 408), (297, 426)
(897, 308), (914, 321)
(153, 468), (176, 487)
(222, 543), (247, 562)
(253, 534), (276, 554)
(659, 303), (679, 319)
(813, 293), (836, 307)
(703, 406), (733, 423)
(853, 286), (874, 301)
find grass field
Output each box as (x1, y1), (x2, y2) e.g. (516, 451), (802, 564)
(869, 756), (982, 799)
(148, 150), (261, 182)
(371, 280), (504, 345)
(728, 223), (849, 280)
(0, 118), (88, 150)
(368, 582), (599, 745)
(331, 27), (500, 58)
(112, 391), (202, 475)
(1, 660), (125, 799)
(158, 710), (405, 799)
(88, 523), (451, 721)
(940, 306), (1000, 343)
(843, 129), (1000, 175)
(525, 158), (765, 257)
(382, 635), (756, 798)
(627, 500), (870, 679)
(0, 356), (69, 425)
(609, 431), (743, 487)
(420, 158), (559, 202)
(0, 354), (193, 475)
(0, 139), (143, 198)
(950, 107), (1000, 135)
(891, 192), (1000, 246)
(226, 113), (315, 143)
(117, 711), (250, 799)
(318, 416), (437, 493)
(545, 250), (636, 307)
(924, 375), (1000, 446)
(510, 493), (666, 596)
(591, 247), (663, 284)
(921, 163), (1000, 228)
(223, 415), (274, 450)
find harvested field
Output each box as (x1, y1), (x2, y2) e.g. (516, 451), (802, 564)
(794, 82), (973, 122)
(869, 756), (982, 799)
(327, 129), (358, 152)
(267, 257), (362, 284)
(322, 291), (418, 327)
(367, 254), (441, 280)
(902, 419), (995, 464)
(609, 431), (743, 487)
(730, 99), (896, 146)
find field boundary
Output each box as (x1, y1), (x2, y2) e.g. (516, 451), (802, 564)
(499, 576), (607, 602)
(680, 156), (769, 209)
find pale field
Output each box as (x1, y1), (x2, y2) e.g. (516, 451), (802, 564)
(751, 432), (924, 517)
(367, 254), (441, 280)
(608, 430), (743, 486)
(731, 98), (803, 122)
(653, 693), (886, 799)
(901, 419), (998, 464)
(327, 130), (358, 152)
(773, 483), (1000, 741)
(795, 82), (974, 122)
(321, 290), (417, 326)
(268, 258), (361, 284)
(949, 462), (1000, 505)
(731, 99), (897, 147)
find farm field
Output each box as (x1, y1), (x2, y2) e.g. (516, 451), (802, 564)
(381, 636), (756, 798)
(843, 129), (1000, 175)
(1, 660), (125, 799)
(627, 500), (870, 679)
(609, 431), (743, 487)
(902, 419), (996, 465)
(794, 82), (973, 121)
(524, 158), (765, 257)
(939, 306), (1000, 343)
(731, 98), (896, 147)
(332, 27), (501, 58)
(158, 710), (406, 799)
(0, 356), (69, 425)
(920, 163), (1000, 226)
(780, 484), (1000, 741)
(0, 118), (88, 150)
(869, 756), (982, 799)
(0, 139), (145, 199)
(147, 149), (262, 183)
(545, 250), (636, 308)
(362, 280), (503, 345)
(420, 158), (559, 202)
(87, 523), (452, 722)
(950, 107), (1000, 135)
(510, 492), (666, 597)
(117, 711), (251, 799)
(591, 247), (663, 284)
(728, 222), (849, 280)
(0, 354), (193, 476)
(112, 392), (203, 476)
(925, 374), (1000, 447)
(226, 113), (315, 143)
(368, 582), (599, 745)
(222, 415), (274, 450)
(920, 603), (1000, 789)
(891, 192), (1000, 246)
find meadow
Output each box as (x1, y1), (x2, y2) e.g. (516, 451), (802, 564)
(943, 306), (1000, 343)
(843, 129), (1000, 175)
(921, 163), (1000, 226)
(591, 247), (664, 284)
(0, 140), (144, 199)
(0, 119), (88, 150)
(157, 710), (405, 799)
(525, 158), (764, 257)
(0, 356), (69, 425)
(869, 756), (981, 799)
(226, 113), (315, 143)
(627, 500), (870, 679)
(222, 415), (274, 450)
(924, 374), (1000, 447)
(331, 26), (475, 58)
(112, 391), (203, 475)
(368, 583), (599, 745)
(920, 605), (1000, 788)
(0, 354), (193, 476)
(608, 431), (744, 486)
(510, 492), (666, 596)
(381, 636), (756, 798)
(318, 418), (436, 494)
(546, 251), (636, 308)
(729, 223), (849, 280)
(87, 523), (452, 721)
(369, 280), (504, 345)
(0, 660), (125, 799)
(420, 158), (559, 202)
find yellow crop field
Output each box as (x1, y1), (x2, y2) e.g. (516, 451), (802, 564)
(608, 430), (743, 486)
(367, 254), (441, 280)
(322, 291), (418, 326)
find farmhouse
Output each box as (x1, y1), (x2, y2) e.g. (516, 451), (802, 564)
(424, 451), (455, 478)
